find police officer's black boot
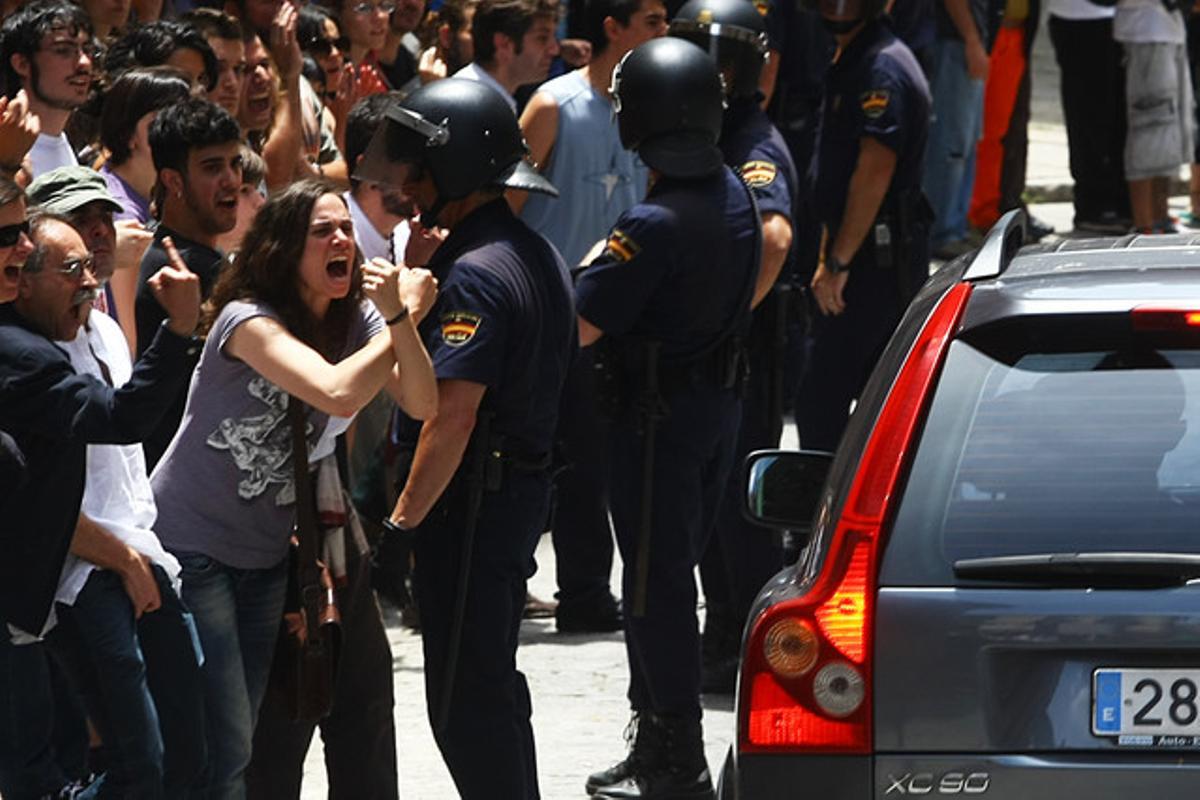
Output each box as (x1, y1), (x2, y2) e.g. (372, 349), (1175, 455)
(593, 713), (715, 800)
(586, 712), (660, 795)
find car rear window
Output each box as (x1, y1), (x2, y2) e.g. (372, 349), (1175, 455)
(881, 341), (1200, 585)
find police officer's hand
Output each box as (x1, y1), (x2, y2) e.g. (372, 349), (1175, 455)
(811, 263), (849, 317)
(398, 266), (438, 324)
(404, 218), (446, 269)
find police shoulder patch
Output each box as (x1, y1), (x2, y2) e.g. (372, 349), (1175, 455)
(752, 0), (770, 16)
(740, 160), (778, 188)
(441, 310), (483, 347)
(860, 89), (889, 119)
(604, 229), (642, 263)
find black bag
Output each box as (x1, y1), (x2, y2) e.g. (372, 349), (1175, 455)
(267, 397), (342, 724)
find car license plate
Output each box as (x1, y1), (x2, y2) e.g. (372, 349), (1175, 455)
(1093, 669), (1200, 741)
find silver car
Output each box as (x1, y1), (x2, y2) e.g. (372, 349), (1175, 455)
(722, 212), (1200, 799)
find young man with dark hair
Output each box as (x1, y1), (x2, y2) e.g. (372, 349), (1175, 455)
(515, 0), (666, 635)
(135, 97), (243, 468)
(0, 0), (94, 178)
(103, 19), (219, 93)
(455, 0), (560, 112)
(182, 9), (248, 117)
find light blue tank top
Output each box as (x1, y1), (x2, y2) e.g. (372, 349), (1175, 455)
(520, 70), (649, 268)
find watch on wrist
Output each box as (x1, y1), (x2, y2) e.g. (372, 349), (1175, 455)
(826, 255), (848, 276)
(382, 517), (410, 535)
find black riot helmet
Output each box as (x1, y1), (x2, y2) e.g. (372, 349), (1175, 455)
(669, 0), (769, 100)
(354, 78), (557, 225)
(609, 37), (725, 179)
(803, 0), (887, 34)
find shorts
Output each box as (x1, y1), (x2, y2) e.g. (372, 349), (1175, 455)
(1124, 41), (1195, 180)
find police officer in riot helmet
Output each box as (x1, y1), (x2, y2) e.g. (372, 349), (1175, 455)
(795, 0), (931, 452)
(358, 79), (577, 799)
(671, 0), (801, 695)
(576, 38), (760, 800)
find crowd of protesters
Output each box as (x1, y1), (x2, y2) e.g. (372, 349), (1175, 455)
(0, 0), (1199, 796)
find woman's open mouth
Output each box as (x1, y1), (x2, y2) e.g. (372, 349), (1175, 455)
(2, 264), (20, 284)
(326, 259), (349, 279)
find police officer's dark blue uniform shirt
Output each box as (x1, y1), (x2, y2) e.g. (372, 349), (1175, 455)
(813, 17), (930, 246)
(415, 198), (575, 453)
(576, 167), (756, 357)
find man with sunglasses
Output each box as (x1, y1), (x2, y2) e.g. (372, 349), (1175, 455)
(135, 97), (243, 468)
(0, 1), (96, 180)
(0, 209), (202, 800)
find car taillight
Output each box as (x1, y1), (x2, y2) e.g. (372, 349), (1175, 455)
(1131, 306), (1200, 331)
(739, 282), (972, 754)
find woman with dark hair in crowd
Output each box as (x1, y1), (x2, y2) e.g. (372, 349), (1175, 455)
(103, 19), (219, 92)
(99, 66), (193, 350)
(149, 178), (437, 798)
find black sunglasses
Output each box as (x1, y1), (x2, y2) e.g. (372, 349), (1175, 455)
(0, 220), (30, 248)
(304, 35), (350, 57)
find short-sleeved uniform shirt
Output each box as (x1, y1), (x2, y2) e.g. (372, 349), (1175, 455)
(720, 97), (798, 279)
(813, 19), (931, 252)
(406, 199), (576, 456)
(575, 167), (759, 364)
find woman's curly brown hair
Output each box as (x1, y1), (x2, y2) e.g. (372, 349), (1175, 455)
(202, 178), (363, 357)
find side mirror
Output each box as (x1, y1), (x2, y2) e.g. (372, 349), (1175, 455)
(742, 449), (834, 533)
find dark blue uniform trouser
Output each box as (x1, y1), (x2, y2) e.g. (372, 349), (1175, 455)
(414, 470), (551, 800)
(551, 348), (616, 608)
(706, 340), (787, 633)
(609, 383), (740, 718)
(796, 249), (927, 452)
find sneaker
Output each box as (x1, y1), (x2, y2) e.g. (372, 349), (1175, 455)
(556, 595), (623, 633)
(1074, 212), (1132, 236)
(1027, 215), (1055, 243)
(523, 591), (557, 619)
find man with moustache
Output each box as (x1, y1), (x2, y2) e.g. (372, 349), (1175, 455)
(0, 207), (201, 800)
(455, 0), (560, 113)
(0, 1), (95, 179)
(135, 97), (243, 468)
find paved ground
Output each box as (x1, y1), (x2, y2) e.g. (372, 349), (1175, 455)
(296, 20), (1197, 800)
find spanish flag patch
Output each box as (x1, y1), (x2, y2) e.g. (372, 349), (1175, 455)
(740, 160), (777, 188)
(604, 229), (641, 263)
(441, 310), (482, 347)
(860, 89), (889, 120)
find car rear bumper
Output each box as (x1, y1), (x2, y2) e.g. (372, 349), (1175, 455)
(721, 750), (1200, 799)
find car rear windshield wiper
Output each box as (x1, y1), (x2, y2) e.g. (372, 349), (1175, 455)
(952, 552), (1200, 588)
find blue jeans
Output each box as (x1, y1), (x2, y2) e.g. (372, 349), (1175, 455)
(0, 634), (89, 799)
(175, 552), (288, 800)
(922, 37), (985, 247)
(49, 566), (207, 799)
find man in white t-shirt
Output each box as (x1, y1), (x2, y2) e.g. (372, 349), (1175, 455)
(1114, 0), (1194, 233)
(453, 0), (560, 113)
(0, 2), (94, 179)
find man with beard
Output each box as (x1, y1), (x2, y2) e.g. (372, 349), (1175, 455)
(454, 0), (560, 113)
(135, 97), (243, 468)
(0, 1), (94, 179)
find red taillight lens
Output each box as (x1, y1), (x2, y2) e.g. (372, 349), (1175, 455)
(1131, 306), (1200, 331)
(740, 283), (972, 754)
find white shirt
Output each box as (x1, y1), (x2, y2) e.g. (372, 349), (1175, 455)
(1114, 0), (1184, 43)
(54, 311), (183, 609)
(28, 132), (76, 179)
(346, 191), (410, 264)
(453, 63), (518, 114)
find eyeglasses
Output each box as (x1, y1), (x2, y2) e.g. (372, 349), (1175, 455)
(310, 219), (354, 238)
(350, 1), (395, 14)
(303, 34), (350, 57)
(0, 220), (29, 248)
(54, 255), (95, 279)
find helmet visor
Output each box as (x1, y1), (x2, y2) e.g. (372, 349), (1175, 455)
(353, 103), (450, 188)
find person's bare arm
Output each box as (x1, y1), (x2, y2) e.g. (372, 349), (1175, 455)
(70, 514), (161, 618)
(943, 0), (988, 80)
(752, 211), (794, 307)
(262, 2), (307, 189)
(387, 379), (485, 528)
(363, 260), (439, 420)
(811, 136), (896, 316)
(508, 90), (559, 214)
